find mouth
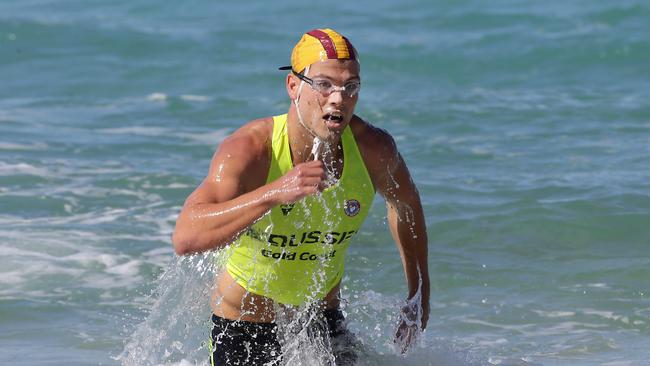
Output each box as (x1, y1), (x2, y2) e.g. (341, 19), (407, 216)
(322, 112), (345, 129)
(323, 113), (343, 122)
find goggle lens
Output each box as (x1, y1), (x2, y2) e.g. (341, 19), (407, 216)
(292, 70), (361, 98)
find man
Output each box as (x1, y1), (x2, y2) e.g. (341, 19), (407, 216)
(172, 28), (429, 365)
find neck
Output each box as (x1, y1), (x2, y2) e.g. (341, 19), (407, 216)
(286, 107), (342, 166)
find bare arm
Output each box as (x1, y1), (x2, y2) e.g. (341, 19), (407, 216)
(172, 121), (326, 255)
(355, 120), (429, 351)
(386, 152), (430, 329)
(385, 155), (430, 353)
(384, 154), (430, 321)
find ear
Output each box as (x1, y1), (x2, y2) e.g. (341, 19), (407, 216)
(286, 73), (299, 101)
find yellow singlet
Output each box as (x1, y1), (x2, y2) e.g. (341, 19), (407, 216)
(226, 114), (375, 306)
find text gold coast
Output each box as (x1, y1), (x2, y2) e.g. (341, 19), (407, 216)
(260, 249), (337, 261)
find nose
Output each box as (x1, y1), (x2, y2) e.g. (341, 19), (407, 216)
(326, 88), (344, 106)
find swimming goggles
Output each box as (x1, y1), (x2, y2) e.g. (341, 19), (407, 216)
(289, 69), (361, 98)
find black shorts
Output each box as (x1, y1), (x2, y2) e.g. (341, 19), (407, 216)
(210, 309), (357, 366)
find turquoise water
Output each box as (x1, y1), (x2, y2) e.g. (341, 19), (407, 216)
(1, 1), (649, 365)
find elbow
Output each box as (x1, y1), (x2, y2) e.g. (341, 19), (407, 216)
(172, 231), (227, 255)
(172, 232), (194, 256)
(174, 245), (191, 256)
(172, 223), (234, 255)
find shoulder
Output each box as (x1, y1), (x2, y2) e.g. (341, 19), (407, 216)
(207, 116), (274, 192)
(348, 116), (403, 193)
(349, 115), (400, 174)
(349, 116), (419, 201)
(217, 116), (274, 159)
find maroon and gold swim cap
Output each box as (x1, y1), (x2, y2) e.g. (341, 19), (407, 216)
(280, 28), (358, 72)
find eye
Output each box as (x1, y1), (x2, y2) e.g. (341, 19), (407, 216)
(344, 82), (361, 96)
(344, 82), (360, 91)
(313, 79), (333, 90)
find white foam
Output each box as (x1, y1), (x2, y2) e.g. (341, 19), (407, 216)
(581, 309), (625, 322)
(177, 128), (230, 146)
(532, 309), (576, 318)
(106, 260), (142, 277)
(180, 94), (210, 102)
(0, 162), (50, 177)
(176, 360), (197, 366)
(488, 357), (543, 366)
(477, 338), (509, 346)
(99, 126), (171, 137)
(66, 251), (118, 267)
(0, 142), (48, 151)
(143, 247), (175, 257)
(147, 92), (168, 101)
(602, 361), (635, 366)
(82, 272), (145, 290)
(470, 147), (493, 156)
(459, 318), (545, 337)
(142, 247), (175, 267)
(0, 289), (52, 299)
(0, 271), (26, 285)
(141, 182), (192, 189)
(0, 227), (172, 298)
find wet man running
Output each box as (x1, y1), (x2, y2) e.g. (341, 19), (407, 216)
(172, 28), (429, 365)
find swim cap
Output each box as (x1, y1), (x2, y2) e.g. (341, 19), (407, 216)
(279, 28), (358, 72)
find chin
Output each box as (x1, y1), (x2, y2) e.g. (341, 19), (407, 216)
(321, 126), (346, 141)
(315, 131), (338, 143)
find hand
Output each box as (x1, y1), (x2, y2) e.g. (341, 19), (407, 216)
(393, 298), (429, 354)
(266, 160), (326, 204)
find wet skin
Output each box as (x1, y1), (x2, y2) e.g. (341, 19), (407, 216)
(172, 59), (429, 350)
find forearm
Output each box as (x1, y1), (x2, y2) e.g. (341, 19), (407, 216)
(172, 185), (277, 255)
(388, 203), (430, 308)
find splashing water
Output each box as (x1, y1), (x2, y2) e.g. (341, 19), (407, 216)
(118, 246), (489, 366)
(117, 253), (220, 365)
(311, 136), (322, 161)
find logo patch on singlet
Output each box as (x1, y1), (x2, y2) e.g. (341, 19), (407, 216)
(343, 199), (361, 217)
(280, 203), (295, 215)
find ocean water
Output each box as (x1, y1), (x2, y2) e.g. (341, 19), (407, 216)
(1, 0), (649, 365)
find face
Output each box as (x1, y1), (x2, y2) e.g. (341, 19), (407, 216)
(287, 59), (360, 141)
